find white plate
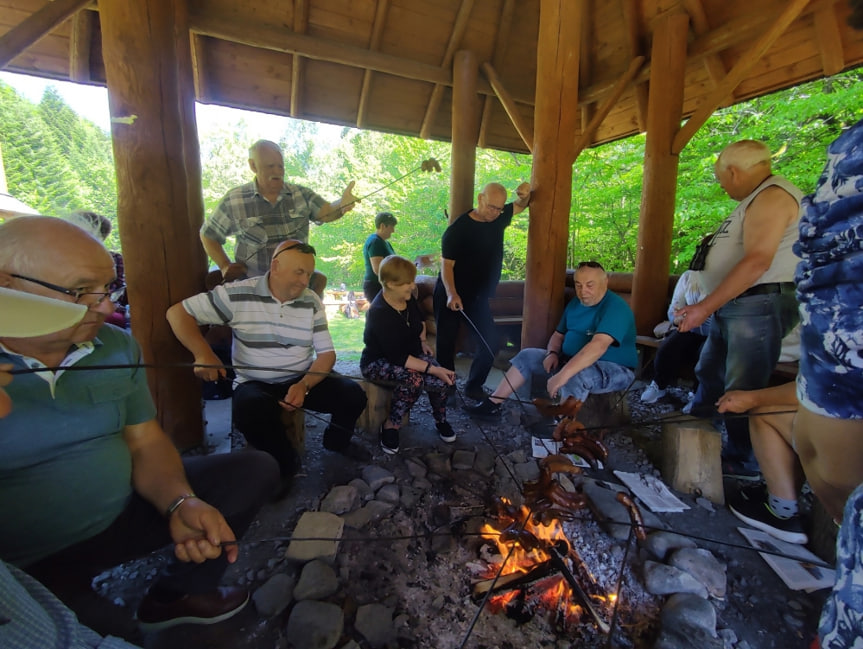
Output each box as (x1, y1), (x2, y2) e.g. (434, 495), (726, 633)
(0, 287), (87, 337)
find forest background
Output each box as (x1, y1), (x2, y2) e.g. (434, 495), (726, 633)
(0, 69), (860, 290)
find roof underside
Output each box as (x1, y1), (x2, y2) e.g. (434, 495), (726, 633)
(2, 0), (862, 153)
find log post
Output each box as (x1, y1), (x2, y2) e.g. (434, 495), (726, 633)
(522, 0), (583, 348)
(100, 0), (208, 448)
(449, 49), (480, 222)
(631, 11), (689, 335)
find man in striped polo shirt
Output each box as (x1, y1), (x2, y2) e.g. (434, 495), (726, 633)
(167, 240), (370, 486)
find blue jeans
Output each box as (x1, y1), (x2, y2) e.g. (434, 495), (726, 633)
(692, 289), (798, 463)
(509, 348), (634, 401)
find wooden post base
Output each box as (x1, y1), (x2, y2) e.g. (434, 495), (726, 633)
(280, 407), (306, 456)
(358, 382), (408, 434)
(661, 417), (724, 505)
(579, 391), (631, 430)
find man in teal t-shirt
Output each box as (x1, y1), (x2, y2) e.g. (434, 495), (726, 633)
(467, 261), (637, 418)
(362, 211), (397, 300)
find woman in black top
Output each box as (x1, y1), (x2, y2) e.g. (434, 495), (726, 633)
(361, 255), (456, 454)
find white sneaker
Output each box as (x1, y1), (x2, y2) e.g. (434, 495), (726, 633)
(682, 392), (695, 414)
(640, 381), (667, 404)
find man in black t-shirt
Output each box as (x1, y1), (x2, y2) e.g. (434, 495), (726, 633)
(434, 181), (531, 401)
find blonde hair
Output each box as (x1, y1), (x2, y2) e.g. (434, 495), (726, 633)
(716, 140), (771, 173)
(378, 255), (416, 286)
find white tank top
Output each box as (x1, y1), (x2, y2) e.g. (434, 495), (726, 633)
(701, 175), (802, 294)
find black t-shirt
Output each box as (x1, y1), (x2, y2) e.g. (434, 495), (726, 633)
(439, 203), (515, 298)
(361, 293), (424, 368)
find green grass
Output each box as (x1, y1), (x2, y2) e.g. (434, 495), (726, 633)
(327, 311), (367, 362)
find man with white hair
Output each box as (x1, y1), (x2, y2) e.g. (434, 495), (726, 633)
(676, 140), (801, 479)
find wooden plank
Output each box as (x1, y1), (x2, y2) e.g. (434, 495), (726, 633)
(814, 6), (845, 76)
(68, 8), (93, 82)
(357, 0), (390, 128)
(0, 0), (89, 68)
(478, 0), (515, 148)
(683, 0), (732, 103)
(291, 0), (309, 118)
(620, 0), (648, 131)
(481, 62), (533, 152)
(673, 0), (810, 154)
(449, 49), (480, 221)
(190, 33), (209, 100)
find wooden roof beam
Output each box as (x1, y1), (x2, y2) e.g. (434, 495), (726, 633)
(620, 0), (648, 131)
(290, 0), (309, 118)
(683, 0), (732, 102)
(673, 0), (811, 154)
(190, 34), (209, 100)
(0, 0), (91, 69)
(69, 8), (94, 82)
(573, 56), (645, 159)
(481, 62), (533, 152)
(579, 0), (594, 137)
(357, 0), (390, 128)
(814, 5), (845, 75)
(478, 0), (514, 148)
(419, 0), (475, 140)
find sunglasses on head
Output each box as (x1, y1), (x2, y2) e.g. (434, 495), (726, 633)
(273, 241), (316, 259)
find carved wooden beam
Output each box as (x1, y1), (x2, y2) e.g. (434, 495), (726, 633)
(478, 0), (514, 148)
(290, 0), (309, 118)
(357, 0), (390, 128)
(620, 0), (648, 131)
(0, 0), (91, 69)
(419, 0), (475, 140)
(683, 0), (731, 101)
(573, 56), (645, 159)
(673, 0), (810, 154)
(69, 9), (94, 82)
(481, 62), (533, 152)
(814, 5), (845, 75)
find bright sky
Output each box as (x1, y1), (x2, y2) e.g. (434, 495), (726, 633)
(0, 70), (342, 142)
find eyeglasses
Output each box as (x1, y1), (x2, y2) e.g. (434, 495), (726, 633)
(486, 204), (504, 213)
(272, 241), (316, 259)
(576, 261), (604, 270)
(11, 273), (126, 306)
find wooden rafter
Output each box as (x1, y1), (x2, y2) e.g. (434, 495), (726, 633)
(190, 34), (209, 100)
(814, 5), (845, 75)
(620, 0), (648, 131)
(579, 0), (594, 135)
(290, 0), (309, 118)
(481, 62), (533, 152)
(573, 56), (645, 159)
(357, 0), (390, 128)
(419, 0), (475, 140)
(684, 0), (731, 101)
(478, 0), (514, 148)
(69, 8), (93, 82)
(673, 0), (811, 154)
(0, 0), (91, 69)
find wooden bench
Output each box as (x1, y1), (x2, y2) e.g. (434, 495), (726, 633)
(357, 381), (408, 435)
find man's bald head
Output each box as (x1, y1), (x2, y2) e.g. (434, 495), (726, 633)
(0, 216), (108, 277)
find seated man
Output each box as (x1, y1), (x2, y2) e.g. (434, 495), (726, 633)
(467, 261), (637, 418)
(716, 382), (807, 544)
(167, 239), (370, 487)
(0, 217), (280, 635)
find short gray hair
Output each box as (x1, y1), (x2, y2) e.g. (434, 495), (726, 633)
(0, 216), (90, 275)
(716, 140), (771, 172)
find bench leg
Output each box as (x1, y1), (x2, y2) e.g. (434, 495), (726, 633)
(661, 417), (723, 504)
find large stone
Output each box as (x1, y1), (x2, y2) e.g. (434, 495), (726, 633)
(668, 547), (726, 599)
(362, 465), (395, 491)
(294, 559), (339, 600)
(581, 478), (665, 541)
(643, 560), (708, 598)
(660, 592), (717, 635)
(285, 511), (344, 563)
(285, 600), (344, 649)
(252, 573), (294, 617)
(355, 602), (396, 648)
(320, 485), (360, 515)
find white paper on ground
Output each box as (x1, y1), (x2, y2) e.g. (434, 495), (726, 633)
(613, 470), (690, 513)
(0, 287), (87, 337)
(530, 436), (603, 469)
(737, 527), (835, 592)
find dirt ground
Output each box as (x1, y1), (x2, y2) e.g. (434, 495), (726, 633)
(83, 357), (832, 649)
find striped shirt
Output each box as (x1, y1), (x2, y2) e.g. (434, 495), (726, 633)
(182, 275), (334, 384)
(200, 180), (328, 276)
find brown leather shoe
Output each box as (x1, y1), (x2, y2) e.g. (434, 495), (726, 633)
(137, 586), (249, 631)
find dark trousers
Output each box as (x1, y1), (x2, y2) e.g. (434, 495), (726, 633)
(652, 330), (707, 389)
(26, 450), (279, 635)
(233, 375), (367, 476)
(363, 279), (382, 302)
(433, 284), (498, 392)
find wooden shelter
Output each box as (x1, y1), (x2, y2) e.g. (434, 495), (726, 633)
(1, 0), (861, 446)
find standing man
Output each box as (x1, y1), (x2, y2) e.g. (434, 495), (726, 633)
(677, 140), (801, 478)
(200, 139), (359, 295)
(434, 181), (531, 402)
(167, 239), (370, 489)
(362, 211), (397, 301)
(0, 217), (279, 634)
(467, 261), (637, 418)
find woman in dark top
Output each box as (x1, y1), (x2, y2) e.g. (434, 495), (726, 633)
(361, 255), (456, 454)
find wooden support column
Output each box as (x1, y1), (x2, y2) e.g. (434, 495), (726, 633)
(523, 0), (583, 348)
(449, 49), (480, 222)
(631, 11), (689, 335)
(100, 0), (208, 448)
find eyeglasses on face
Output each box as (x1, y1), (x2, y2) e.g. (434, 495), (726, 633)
(272, 241), (317, 259)
(576, 261), (604, 270)
(10, 273), (125, 306)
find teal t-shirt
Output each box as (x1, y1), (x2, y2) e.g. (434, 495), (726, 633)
(362, 233), (395, 282)
(0, 325), (157, 567)
(556, 291), (638, 369)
